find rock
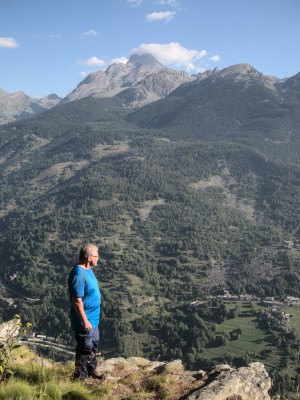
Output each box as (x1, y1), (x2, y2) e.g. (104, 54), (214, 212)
(205, 364), (233, 376)
(93, 358), (271, 400)
(145, 361), (166, 371)
(0, 319), (20, 342)
(181, 362), (271, 400)
(127, 356), (151, 367)
(164, 359), (184, 374)
(95, 357), (139, 380)
(92, 357), (271, 400)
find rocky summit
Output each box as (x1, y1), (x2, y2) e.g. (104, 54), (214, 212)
(62, 53), (194, 107)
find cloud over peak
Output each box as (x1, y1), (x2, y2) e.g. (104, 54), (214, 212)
(111, 57), (128, 65)
(0, 37), (19, 48)
(131, 42), (209, 73)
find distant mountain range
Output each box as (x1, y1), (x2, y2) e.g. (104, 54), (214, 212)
(0, 89), (61, 125)
(3, 53), (299, 126)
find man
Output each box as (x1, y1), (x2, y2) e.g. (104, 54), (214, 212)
(68, 243), (102, 380)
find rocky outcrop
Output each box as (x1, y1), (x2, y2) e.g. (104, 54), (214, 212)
(0, 322), (273, 400)
(92, 357), (271, 400)
(182, 363), (271, 400)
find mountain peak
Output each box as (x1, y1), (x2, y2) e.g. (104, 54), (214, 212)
(220, 63), (259, 76)
(62, 52), (192, 106)
(45, 93), (61, 100)
(128, 53), (162, 68)
(216, 63), (277, 88)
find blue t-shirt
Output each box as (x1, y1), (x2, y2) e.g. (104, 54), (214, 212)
(68, 265), (101, 332)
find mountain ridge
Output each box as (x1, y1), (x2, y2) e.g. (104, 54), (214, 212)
(1, 54), (299, 126)
(127, 60), (300, 156)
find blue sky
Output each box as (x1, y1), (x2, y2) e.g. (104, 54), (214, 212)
(1, 0), (299, 99)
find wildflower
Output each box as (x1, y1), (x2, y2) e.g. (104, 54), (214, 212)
(14, 314), (21, 319)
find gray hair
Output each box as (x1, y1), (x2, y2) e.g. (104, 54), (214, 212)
(79, 244), (98, 261)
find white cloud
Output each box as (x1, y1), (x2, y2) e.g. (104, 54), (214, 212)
(155, 0), (180, 7)
(146, 11), (176, 22)
(210, 54), (221, 62)
(81, 29), (98, 38)
(111, 57), (128, 64)
(80, 71), (88, 78)
(0, 37), (19, 48)
(50, 34), (62, 39)
(80, 56), (106, 67)
(127, 0), (143, 6)
(131, 42), (208, 72)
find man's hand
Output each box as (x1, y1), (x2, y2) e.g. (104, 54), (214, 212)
(83, 320), (92, 331)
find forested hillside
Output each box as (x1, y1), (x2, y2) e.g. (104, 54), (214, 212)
(0, 67), (300, 397)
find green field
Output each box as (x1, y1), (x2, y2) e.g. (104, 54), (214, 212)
(201, 303), (281, 370)
(284, 304), (300, 329)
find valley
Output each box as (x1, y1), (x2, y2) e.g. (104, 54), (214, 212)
(0, 57), (300, 397)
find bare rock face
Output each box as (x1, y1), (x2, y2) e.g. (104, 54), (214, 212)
(183, 362), (271, 400)
(0, 319), (20, 342)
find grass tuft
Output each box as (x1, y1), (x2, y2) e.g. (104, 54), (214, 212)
(42, 382), (62, 400)
(62, 391), (90, 400)
(0, 379), (35, 399)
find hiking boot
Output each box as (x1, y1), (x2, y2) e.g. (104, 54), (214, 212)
(72, 372), (87, 381)
(88, 370), (105, 380)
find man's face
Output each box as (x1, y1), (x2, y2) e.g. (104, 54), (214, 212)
(88, 249), (99, 267)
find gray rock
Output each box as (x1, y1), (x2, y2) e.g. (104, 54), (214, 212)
(182, 362), (271, 400)
(0, 319), (20, 342)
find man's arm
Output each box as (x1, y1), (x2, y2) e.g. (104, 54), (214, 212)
(71, 296), (92, 331)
